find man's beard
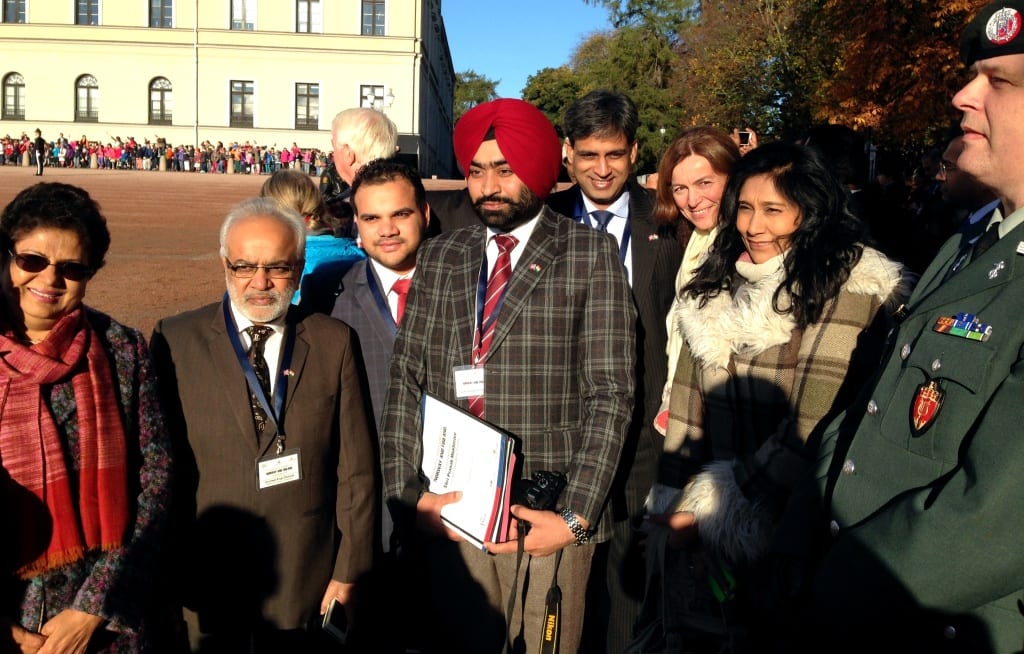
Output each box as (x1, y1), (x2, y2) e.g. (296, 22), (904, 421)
(226, 278), (295, 324)
(472, 185), (544, 231)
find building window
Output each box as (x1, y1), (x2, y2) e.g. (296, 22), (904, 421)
(149, 77), (172, 125)
(361, 0), (384, 36)
(76, 0), (99, 25)
(360, 84), (387, 110)
(75, 74), (99, 122)
(295, 83), (318, 130)
(2, 0), (26, 23)
(230, 0), (254, 30)
(230, 80), (253, 128)
(150, 0), (172, 27)
(2, 72), (25, 120)
(296, 0), (320, 33)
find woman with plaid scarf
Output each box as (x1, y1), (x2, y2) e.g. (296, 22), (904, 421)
(639, 142), (911, 652)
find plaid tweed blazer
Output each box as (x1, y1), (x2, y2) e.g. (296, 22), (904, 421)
(380, 206), (637, 542)
(662, 248), (905, 516)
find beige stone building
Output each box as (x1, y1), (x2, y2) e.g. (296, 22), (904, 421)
(0, 0), (456, 176)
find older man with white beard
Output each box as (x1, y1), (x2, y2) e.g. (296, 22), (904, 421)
(150, 197), (377, 653)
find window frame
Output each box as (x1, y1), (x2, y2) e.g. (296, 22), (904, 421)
(2, 0), (26, 24)
(149, 77), (172, 125)
(75, 0), (99, 26)
(294, 82), (319, 130)
(295, 0), (321, 33)
(2, 72), (25, 120)
(230, 0), (255, 31)
(229, 79), (254, 128)
(149, 0), (173, 28)
(75, 74), (99, 122)
(360, 0), (384, 36)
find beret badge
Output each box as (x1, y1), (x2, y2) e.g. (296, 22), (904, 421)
(987, 7), (1021, 46)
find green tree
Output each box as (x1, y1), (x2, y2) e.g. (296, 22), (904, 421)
(454, 70), (499, 123)
(522, 66), (583, 133)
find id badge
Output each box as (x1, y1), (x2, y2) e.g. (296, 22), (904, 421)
(256, 448), (302, 490)
(453, 364), (485, 399)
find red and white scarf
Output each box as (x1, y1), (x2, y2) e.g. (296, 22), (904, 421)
(0, 308), (129, 578)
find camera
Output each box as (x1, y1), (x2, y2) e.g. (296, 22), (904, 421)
(513, 470), (567, 512)
(738, 131), (752, 146)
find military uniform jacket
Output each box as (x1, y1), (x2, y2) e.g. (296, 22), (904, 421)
(379, 207), (637, 542)
(813, 215), (1024, 651)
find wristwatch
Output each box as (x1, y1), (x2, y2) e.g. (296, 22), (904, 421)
(559, 507), (591, 546)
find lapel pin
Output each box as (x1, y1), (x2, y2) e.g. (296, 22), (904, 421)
(282, 369), (296, 377)
(528, 263), (542, 272)
(989, 261), (1006, 280)
(648, 234), (659, 241)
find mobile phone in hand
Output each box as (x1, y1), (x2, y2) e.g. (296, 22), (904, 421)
(739, 131), (751, 146)
(322, 597), (349, 645)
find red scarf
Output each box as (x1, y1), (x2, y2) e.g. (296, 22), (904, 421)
(0, 308), (129, 578)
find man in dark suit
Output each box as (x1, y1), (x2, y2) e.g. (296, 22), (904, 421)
(380, 98), (637, 654)
(151, 197), (377, 653)
(547, 89), (682, 653)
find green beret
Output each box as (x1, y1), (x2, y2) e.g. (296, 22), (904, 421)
(961, 2), (1024, 64)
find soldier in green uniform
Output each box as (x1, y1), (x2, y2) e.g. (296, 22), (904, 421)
(780, 3), (1024, 651)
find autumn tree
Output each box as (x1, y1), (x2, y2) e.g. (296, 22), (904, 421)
(454, 70), (499, 123)
(789, 0), (990, 150)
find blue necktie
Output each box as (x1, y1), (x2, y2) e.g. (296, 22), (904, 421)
(590, 210), (614, 232)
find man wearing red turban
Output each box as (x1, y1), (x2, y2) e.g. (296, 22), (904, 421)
(380, 98), (637, 653)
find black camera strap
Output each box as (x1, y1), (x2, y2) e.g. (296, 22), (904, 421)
(502, 537), (563, 654)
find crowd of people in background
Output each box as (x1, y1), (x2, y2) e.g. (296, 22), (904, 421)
(0, 131), (330, 176)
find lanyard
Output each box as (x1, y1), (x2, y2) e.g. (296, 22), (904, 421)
(223, 296), (295, 435)
(365, 263), (398, 337)
(572, 192), (631, 263)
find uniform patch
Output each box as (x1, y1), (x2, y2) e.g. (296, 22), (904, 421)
(987, 8), (1022, 46)
(911, 379), (945, 436)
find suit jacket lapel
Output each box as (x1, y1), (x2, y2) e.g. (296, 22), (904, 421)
(208, 301), (263, 455)
(628, 184), (657, 294)
(356, 260), (397, 342)
(455, 226), (487, 359)
(276, 311), (308, 455)
(488, 209), (560, 353)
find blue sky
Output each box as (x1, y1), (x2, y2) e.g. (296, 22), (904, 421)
(440, 0), (612, 98)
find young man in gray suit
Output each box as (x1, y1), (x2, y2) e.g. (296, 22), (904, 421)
(547, 89), (682, 653)
(151, 198), (377, 653)
(380, 98), (637, 654)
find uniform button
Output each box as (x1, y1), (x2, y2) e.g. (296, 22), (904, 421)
(866, 400), (878, 416)
(931, 359), (942, 372)
(830, 520), (840, 537)
(943, 625), (956, 639)
(842, 459), (856, 475)
(900, 344), (911, 360)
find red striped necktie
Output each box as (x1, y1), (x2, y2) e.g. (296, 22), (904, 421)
(468, 233), (518, 418)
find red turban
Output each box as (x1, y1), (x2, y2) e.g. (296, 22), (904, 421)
(452, 98), (562, 200)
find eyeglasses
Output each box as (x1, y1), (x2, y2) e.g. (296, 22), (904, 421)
(225, 261), (297, 279)
(939, 160), (958, 176)
(10, 251), (94, 282)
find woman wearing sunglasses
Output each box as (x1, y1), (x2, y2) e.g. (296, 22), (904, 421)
(0, 183), (175, 653)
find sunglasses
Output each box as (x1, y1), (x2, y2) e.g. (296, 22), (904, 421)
(10, 251), (94, 282)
